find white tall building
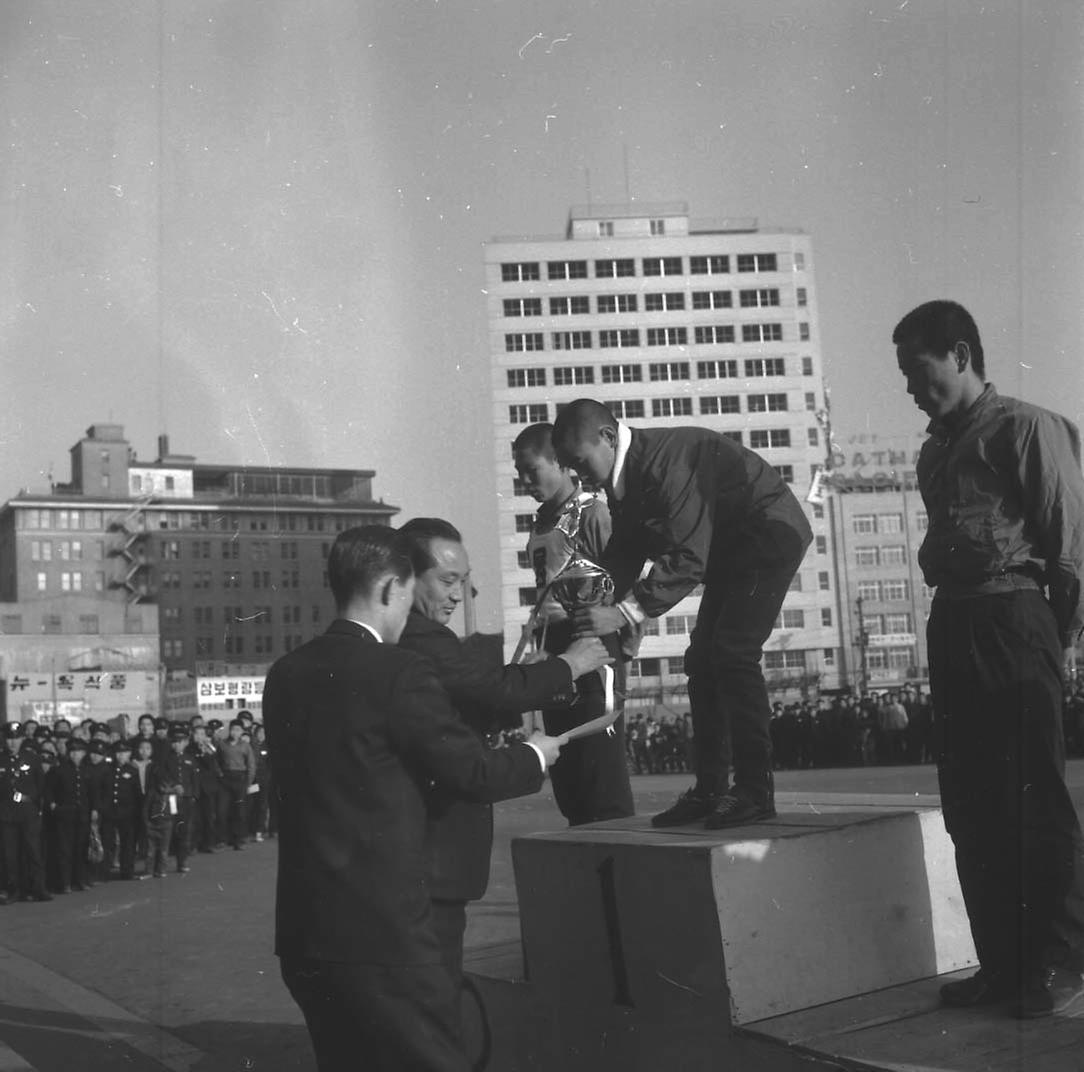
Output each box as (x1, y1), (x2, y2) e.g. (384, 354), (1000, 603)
(484, 202), (841, 708)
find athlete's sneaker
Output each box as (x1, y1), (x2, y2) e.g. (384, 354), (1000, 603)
(650, 787), (721, 828)
(703, 788), (777, 829)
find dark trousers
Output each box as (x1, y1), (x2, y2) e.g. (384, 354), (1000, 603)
(281, 956), (469, 1072)
(248, 784), (268, 837)
(54, 811), (90, 890)
(221, 772), (248, 847)
(168, 799), (192, 869)
(193, 786), (218, 850)
(1, 813), (45, 896)
(685, 520), (810, 797)
(146, 815), (173, 875)
(540, 623), (635, 825)
(101, 815), (137, 879)
(430, 898), (467, 1017)
(929, 591), (1084, 982)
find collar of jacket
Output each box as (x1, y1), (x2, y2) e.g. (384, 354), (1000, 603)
(926, 382), (998, 442)
(325, 618), (381, 641)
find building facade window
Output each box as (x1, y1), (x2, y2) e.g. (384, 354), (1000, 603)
(509, 403), (549, 424)
(597, 293), (638, 314)
(749, 429), (791, 449)
(821, 608), (833, 627)
(797, 287), (808, 306)
(507, 368), (547, 388)
(780, 609), (805, 629)
(649, 219), (666, 235)
(505, 332), (544, 352)
(694, 324), (735, 344)
(553, 366), (594, 386)
(502, 297), (542, 317)
(799, 323), (811, 341)
(595, 258), (635, 278)
(801, 356), (814, 376)
(747, 392), (788, 412)
(547, 259), (588, 280)
(807, 428), (819, 446)
(741, 322), (783, 343)
(690, 255), (729, 275)
(607, 400), (646, 420)
(598, 329), (640, 348)
(697, 359), (738, 379)
(549, 295), (591, 316)
(853, 514), (877, 535)
(744, 357), (785, 377)
(699, 395), (740, 415)
(805, 392), (817, 411)
(651, 397), (693, 418)
(883, 579), (910, 601)
(856, 546), (879, 566)
(648, 362), (690, 382)
(642, 256), (683, 276)
(501, 262), (540, 282)
(600, 363), (642, 383)
(598, 221), (614, 236)
(739, 288), (780, 307)
(515, 514), (534, 534)
(774, 464), (794, 483)
(858, 580), (881, 601)
(736, 252), (778, 273)
(646, 326), (687, 346)
(880, 545), (907, 566)
(884, 612), (913, 633)
(552, 330), (592, 350)
(879, 514), (904, 534)
(644, 292), (685, 311)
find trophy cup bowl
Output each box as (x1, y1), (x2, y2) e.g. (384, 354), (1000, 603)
(550, 552), (614, 614)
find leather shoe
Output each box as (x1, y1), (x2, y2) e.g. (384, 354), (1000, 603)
(703, 789), (777, 829)
(29, 892), (53, 903)
(940, 970), (1015, 1007)
(650, 787), (720, 828)
(1017, 967), (1084, 1019)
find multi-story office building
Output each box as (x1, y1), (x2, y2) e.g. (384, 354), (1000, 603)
(0, 424), (399, 682)
(484, 202), (840, 706)
(826, 432), (932, 693)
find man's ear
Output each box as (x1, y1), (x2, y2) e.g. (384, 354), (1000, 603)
(599, 425), (618, 448)
(952, 341), (971, 372)
(380, 577), (393, 606)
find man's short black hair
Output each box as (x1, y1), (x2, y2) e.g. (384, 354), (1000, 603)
(892, 300), (985, 378)
(327, 525), (412, 610)
(512, 423), (558, 461)
(551, 398), (619, 449)
(397, 518), (462, 575)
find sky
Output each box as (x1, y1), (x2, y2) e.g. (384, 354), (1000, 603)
(2, 0), (1082, 631)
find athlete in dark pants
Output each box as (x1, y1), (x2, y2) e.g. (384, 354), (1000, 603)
(895, 298), (1084, 1018)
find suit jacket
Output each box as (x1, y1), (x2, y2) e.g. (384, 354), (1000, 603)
(262, 618), (546, 965)
(605, 425), (814, 616)
(397, 610), (573, 901)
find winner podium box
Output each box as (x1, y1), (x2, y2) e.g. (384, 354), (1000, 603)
(504, 796), (978, 1070)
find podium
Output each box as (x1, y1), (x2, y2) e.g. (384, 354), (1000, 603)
(476, 796), (978, 1071)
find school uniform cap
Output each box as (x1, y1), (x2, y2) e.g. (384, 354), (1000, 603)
(2, 723), (25, 739)
(168, 723), (190, 741)
(112, 739), (133, 754)
(92, 722), (111, 735)
(88, 740), (108, 755)
(67, 736), (89, 752)
(34, 726), (53, 739)
(153, 717), (170, 730)
(207, 719), (223, 730)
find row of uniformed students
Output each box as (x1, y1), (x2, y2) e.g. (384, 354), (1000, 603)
(0, 715), (270, 902)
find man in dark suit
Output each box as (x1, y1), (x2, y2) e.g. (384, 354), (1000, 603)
(553, 398), (812, 830)
(396, 517), (611, 1008)
(263, 525), (567, 1072)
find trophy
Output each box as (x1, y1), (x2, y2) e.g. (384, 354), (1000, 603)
(512, 495), (619, 740)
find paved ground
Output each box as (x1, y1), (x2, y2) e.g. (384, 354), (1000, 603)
(0, 760), (1080, 1070)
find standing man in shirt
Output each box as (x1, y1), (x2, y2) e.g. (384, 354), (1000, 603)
(552, 399), (812, 829)
(895, 299), (1084, 1018)
(264, 525), (566, 1072)
(216, 719), (255, 850)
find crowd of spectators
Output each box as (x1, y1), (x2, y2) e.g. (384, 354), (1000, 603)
(492, 680), (1084, 776)
(0, 709), (272, 905)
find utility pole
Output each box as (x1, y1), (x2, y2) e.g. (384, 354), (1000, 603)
(855, 594), (869, 696)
